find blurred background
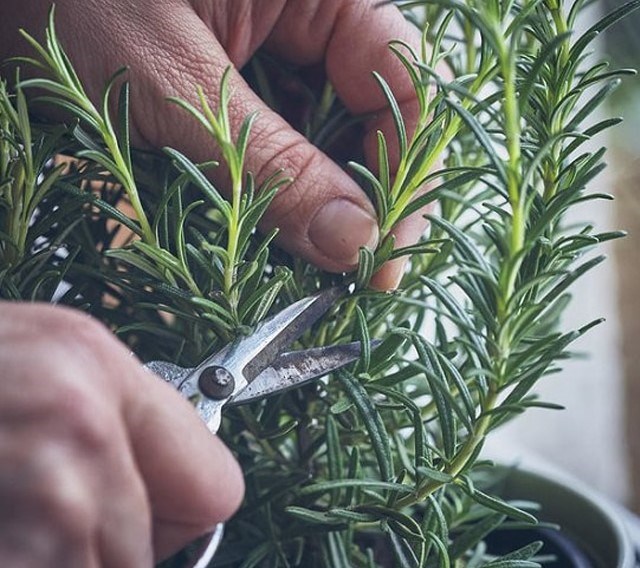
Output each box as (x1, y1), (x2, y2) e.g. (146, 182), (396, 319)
(489, 0), (640, 512)
(603, 0), (640, 512)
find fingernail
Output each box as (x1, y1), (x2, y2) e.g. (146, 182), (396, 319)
(309, 200), (379, 266)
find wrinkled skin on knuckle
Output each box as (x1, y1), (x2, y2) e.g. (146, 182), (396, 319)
(193, 0), (286, 66)
(32, 450), (96, 543)
(126, 25), (230, 155)
(254, 135), (324, 232)
(251, 125), (312, 183)
(0, 438), (96, 546)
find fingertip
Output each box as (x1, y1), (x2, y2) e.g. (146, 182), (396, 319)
(249, 127), (381, 273)
(206, 437), (245, 522)
(123, 373), (244, 527)
(152, 438), (243, 561)
(370, 257), (406, 291)
(369, 208), (431, 290)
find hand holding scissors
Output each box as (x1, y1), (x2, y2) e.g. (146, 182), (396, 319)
(147, 288), (375, 567)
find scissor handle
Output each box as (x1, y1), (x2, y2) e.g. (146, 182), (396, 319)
(193, 523), (225, 567)
(179, 523), (224, 568)
(156, 523), (223, 567)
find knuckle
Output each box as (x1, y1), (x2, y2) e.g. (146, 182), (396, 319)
(39, 489), (94, 541)
(29, 450), (96, 541)
(253, 131), (321, 225)
(23, 380), (116, 456)
(254, 129), (314, 183)
(26, 304), (115, 361)
(33, 307), (128, 385)
(56, 394), (115, 454)
(1, 307), (122, 454)
(54, 309), (113, 355)
(25, 370), (116, 455)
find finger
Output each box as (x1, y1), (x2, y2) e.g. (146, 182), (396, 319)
(267, 1), (422, 164)
(0, 310), (154, 568)
(267, 1), (431, 289)
(368, 165), (439, 291)
(369, 212), (427, 291)
(121, 371), (244, 555)
(325, 3), (437, 290)
(0, 309), (152, 568)
(94, 420), (154, 568)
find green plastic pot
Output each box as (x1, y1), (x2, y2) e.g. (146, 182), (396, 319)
(492, 464), (636, 567)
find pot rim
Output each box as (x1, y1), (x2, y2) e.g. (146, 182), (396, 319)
(492, 460), (635, 568)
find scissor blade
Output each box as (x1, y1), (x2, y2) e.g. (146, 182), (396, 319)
(144, 360), (193, 388)
(229, 340), (379, 405)
(238, 287), (344, 382)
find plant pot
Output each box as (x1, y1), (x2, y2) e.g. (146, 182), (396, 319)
(488, 465), (636, 567)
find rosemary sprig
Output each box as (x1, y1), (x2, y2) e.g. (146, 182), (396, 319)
(16, 7), (154, 244)
(166, 70), (291, 320)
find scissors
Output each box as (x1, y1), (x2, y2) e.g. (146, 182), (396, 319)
(145, 287), (372, 567)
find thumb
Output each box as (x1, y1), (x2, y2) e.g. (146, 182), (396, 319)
(245, 113), (381, 273)
(127, 8), (379, 273)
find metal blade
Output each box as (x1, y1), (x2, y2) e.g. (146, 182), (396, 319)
(234, 287), (344, 383)
(229, 340), (380, 405)
(144, 360), (193, 388)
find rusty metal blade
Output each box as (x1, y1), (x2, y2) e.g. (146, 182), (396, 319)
(229, 340), (379, 405)
(240, 287), (344, 383)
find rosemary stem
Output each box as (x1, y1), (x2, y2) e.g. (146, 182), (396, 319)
(224, 161), (242, 319)
(497, 37), (526, 326)
(544, 4), (570, 203)
(105, 140), (155, 245)
(397, 388), (499, 508)
(379, 61), (497, 240)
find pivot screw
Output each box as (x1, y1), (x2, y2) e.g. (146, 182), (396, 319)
(198, 366), (235, 400)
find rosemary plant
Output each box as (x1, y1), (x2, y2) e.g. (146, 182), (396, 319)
(1, 1), (637, 566)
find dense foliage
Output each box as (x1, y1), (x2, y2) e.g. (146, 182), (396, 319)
(1, 1), (637, 566)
